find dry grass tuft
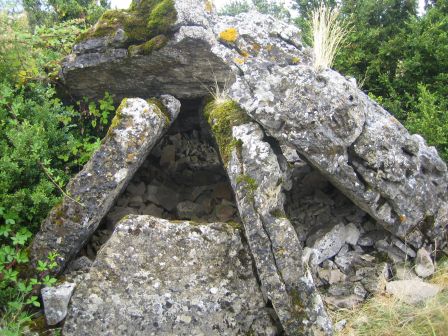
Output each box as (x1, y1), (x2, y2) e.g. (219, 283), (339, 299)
(332, 258), (448, 336)
(207, 77), (230, 106)
(311, 2), (350, 71)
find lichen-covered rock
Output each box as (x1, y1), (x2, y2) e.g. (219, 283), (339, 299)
(306, 223), (346, 264)
(205, 101), (332, 335)
(63, 215), (277, 335)
(31, 97), (180, 273)
(414, 248), (435, 278)
(61, 0), (447, 251)
(212, 14), (447, 249)
(61, 0), (228, 100)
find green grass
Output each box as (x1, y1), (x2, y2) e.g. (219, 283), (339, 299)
(332, 258), (448, 336)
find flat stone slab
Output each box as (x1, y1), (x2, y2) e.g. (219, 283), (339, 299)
(63, 215), (277, 335)
(386, 280), (442, 304)
(31, 97), (180, 273)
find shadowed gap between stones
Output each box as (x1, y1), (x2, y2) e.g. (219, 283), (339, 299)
(80, 98), (244, 259)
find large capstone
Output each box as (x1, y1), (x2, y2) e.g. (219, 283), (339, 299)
(63, 215), (277, 335)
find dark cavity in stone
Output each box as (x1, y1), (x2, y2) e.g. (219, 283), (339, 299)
(81, 98), (241, 259)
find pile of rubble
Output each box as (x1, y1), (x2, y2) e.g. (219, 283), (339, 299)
(287, 162), (438, 308)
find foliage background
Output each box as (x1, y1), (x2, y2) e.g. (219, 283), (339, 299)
(0, 1), (114, 333)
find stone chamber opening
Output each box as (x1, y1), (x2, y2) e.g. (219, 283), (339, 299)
(80, 98), (242, 259)
(284, 160), (410, 308)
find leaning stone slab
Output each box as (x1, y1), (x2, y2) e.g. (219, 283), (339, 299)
(205, 100), (332, 335)
(63, 215), (277, 335)
(31, 97), (180, 273)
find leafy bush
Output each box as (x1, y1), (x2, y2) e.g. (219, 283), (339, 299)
(219, 0), (290, 20)
(405, 85), (448, 161)
(0, 6), (115, 333)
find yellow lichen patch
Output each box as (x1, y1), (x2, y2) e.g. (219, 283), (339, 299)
(239, 49), (249, 58)
(219, 27), (238, 43)
(291, 56), (301, 64)
(251, 42), (261, 54)
(234, 57), (246, 65)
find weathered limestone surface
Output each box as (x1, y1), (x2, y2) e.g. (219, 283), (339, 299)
(61, 0), (229, 101)
(61, 0), (447, 249)
(31, 97), (180, 273)
(63, 215), (277, 335)
(211, 13), (447, 248)
(220, 121), (332, 335)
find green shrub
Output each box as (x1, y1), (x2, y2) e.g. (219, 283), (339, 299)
(405, 84), (448, 161)
(0, 8), (115, 333)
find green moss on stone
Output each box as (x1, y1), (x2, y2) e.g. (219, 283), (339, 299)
(128, 34), (168, 56)
(147, 0), (177, 36)
(270, 209), (287, 219)
(204, 100), (250, 166)
(52, 202), (65, 226)
(147, 97), (170, 126)
(77, 0), (176, 46)
(226, 220), (242, 230)
(290, 288), (306, 330)
(130, 0), (161, 12)
(236, 174), (257, 201)
(104, 98), (127, 140)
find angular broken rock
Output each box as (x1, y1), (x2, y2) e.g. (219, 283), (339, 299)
(42, 282), (76, 325)
(63, 215), (277, 335)
(414, 248), (435, 278)
(31, 97), (180, 273)
(306, 223), (346, 264)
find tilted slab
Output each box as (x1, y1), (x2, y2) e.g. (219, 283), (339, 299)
(63, 215), (277, 335)
(205, 100), (332, 335)
(31, 97), (180, 273)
